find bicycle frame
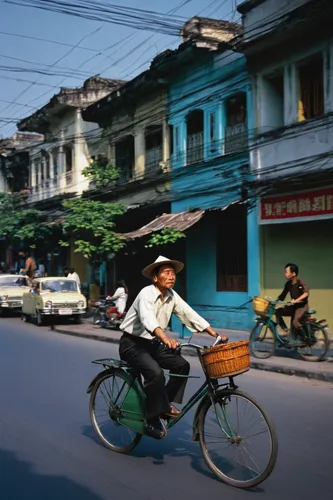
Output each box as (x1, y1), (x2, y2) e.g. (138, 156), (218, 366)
(166, 343), (237, 442)
(255, 301), (307, 344)
(91, 341), (238, 438)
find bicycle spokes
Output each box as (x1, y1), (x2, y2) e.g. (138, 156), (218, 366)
(202, 393), (275, 484)
(91, 372), (140, 451)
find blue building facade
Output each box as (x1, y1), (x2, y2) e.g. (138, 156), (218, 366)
(153, 43), (259, 334)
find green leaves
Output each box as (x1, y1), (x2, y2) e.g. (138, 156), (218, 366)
(146, 228), (185, 248)
(60, 154), (127, 264)
(61, 198), (126, 263)
(0, 193), (51, 248)
(81, 155), (120, 188)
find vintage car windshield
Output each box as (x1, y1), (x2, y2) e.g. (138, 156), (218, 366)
(41, 280), (78, 293)
(0, 276), (27, 287)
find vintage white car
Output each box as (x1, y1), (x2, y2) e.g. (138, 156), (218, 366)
(22, 277), (87, 326)
(0, 274), (30, 314)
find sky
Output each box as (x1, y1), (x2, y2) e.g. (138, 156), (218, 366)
(0, 0), (242, 138)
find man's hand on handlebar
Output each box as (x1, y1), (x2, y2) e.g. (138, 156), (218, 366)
(154, 327), (179, 350)
(161, 336), (180, 350)
(205, 326), (228, 344)
(213, 335), (229, 347)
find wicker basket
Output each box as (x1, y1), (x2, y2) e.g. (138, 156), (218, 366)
(201, 340), (250, 379)
(253, 296), (271, 317)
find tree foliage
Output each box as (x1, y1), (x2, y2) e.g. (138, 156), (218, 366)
(81, 155), (119, 188)
(60, 198), (126, 262)
(0, 193), (51, 248)
(146, 227), (185, 248)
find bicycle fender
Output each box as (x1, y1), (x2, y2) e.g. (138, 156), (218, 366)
(86, 368), (114, 394)
(192, 388), (236, 441)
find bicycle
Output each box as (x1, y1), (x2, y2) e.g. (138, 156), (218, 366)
(92, 299), (125, 329)
(87, 336), (278, 489)
(249, 297), (330, 362)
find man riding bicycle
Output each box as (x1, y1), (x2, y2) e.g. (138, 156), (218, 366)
(276, 263), (309, 339)
(119, 256), (228, 439)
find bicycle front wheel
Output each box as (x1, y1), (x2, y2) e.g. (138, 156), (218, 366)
(92, 309), (104, 326)
(250, 322), (276, 359)
(198, 390), (278, 489)
(89, 370), (142, 453)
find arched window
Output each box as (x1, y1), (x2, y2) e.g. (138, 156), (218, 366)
(225, 93), (247, 154)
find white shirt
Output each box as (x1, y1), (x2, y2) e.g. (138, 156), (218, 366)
(112, 287), (128, 314)
(120, 284), (209, 340)
(38, 264), (45, 277)
(68, 272), (80, 287)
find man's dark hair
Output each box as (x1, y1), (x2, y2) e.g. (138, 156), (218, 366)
(285, 263), (298, 275)
(70, 267), (75, 273)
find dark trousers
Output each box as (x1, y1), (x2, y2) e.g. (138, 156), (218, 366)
(275, 304), (309, 330)
(119, 333), (190, 420)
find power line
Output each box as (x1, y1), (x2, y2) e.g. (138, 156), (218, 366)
(0, 99), (37, 110)
(0, 24), (107, 132)
(1, 0), (289, 132)
(0, 30), (102, 53)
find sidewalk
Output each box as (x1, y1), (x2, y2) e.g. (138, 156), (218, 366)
(52, 322), (333, 383)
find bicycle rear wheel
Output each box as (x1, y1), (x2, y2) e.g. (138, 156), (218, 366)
(250, 322), (276, 359)
(297, 323), (329, 362)
(89, 370), (142, 453)
(198, 390), (278, 489)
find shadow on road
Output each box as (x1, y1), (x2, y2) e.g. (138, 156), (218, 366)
(82, 422), (265, 493)
(0, 448), (103, 500)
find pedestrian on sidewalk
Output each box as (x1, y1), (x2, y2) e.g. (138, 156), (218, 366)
(106, 279), (128, 314)
(63, 267), (70, 277)
(37, 259), (46, 277)
(118, 255), (228, 440)
(22, 252), (37, 282)
(68, 268), (81, 289)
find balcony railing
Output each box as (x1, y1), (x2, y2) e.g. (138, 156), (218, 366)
(145, 146), (163, 174)
(224, 123), (248, 154)
(187, 132), (203, 164)
(116, 158), (133, 183)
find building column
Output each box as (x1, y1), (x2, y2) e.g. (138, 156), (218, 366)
(49, 152), (54, 195)
(162, 121), (170, 166)
(178, 120), (187, 166)
(30, 159), (36, 191)
(324, 42), (333, 113)
(74, 108), (84, 188)
(58, 145), (66, 190)
(284, 64), (298, 125)
(247, 204), (260, 328)
(220, 100), (226, 155)
(134, 130), (145, 179)
(43, 156), (48, 198)
(203, 109), (210, 161)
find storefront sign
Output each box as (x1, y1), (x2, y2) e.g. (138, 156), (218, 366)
(260, 187), (333, 223)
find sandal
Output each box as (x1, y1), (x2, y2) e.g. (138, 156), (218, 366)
(164, 404), (181, 418)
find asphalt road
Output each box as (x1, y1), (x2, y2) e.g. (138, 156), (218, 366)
(1, 316), (333, 500)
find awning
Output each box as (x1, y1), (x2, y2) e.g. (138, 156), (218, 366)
(123, 209), (205, 240)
